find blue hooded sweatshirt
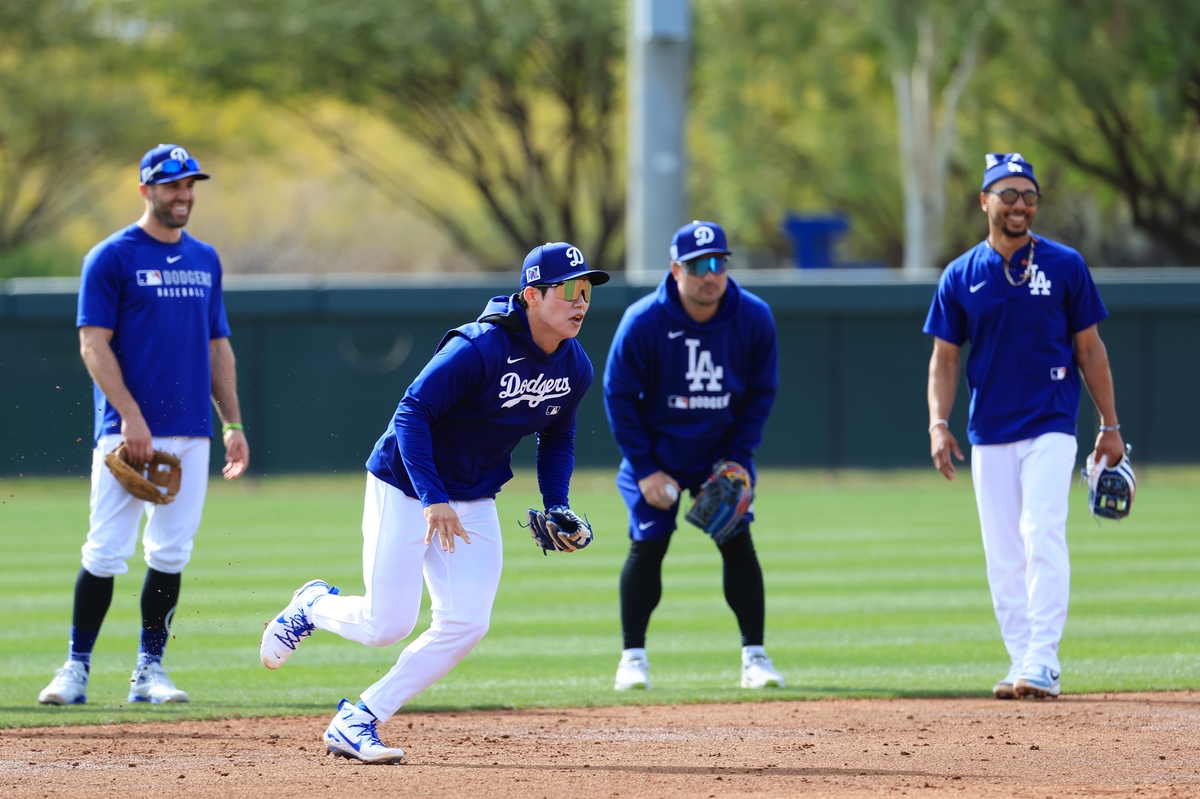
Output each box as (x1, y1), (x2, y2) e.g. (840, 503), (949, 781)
(603, 275), (778, 487)
(366, 294), (593, 508)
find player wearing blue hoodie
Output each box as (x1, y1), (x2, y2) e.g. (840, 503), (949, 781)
(260, 243), (607, 764)
(604, 221), (781, 691)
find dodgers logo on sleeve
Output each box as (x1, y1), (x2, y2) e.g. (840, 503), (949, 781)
(136, 270), (164, 286)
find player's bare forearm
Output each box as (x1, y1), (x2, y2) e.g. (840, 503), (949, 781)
(79, 325), (152, 460)
(1074, 325), (1125, 465)
(210, 337), (250, 479)
(927, 338), (965, 480)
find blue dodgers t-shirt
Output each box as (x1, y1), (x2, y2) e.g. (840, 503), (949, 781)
(923, 234), (1108, 446)
(77, 224), (232, 443)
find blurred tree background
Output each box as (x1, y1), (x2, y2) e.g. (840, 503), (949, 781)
(2, 0), (1197, 277)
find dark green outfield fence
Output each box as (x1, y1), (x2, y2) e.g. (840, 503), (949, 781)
(3, 270), (1199, 477)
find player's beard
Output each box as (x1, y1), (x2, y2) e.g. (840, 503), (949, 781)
(150, 192), (191, 229)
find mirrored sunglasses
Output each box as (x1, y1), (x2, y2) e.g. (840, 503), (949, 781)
(680, 255), (729, 276)
(145, 157), (201, 182)
(545, 279), (591, 302)
(986, 188), (1040, 206)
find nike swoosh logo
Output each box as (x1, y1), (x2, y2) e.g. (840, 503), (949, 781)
(334, 728), (362, 752)
(667, 331), (684, 339)
(166, 255), (183, 264)
(970, 281), (987, 293)
(637, 521), (655, 530)
(507, 356), (525, 364)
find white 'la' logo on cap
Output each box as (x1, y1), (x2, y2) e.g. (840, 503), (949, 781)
(694, 226), (715, 246)
(566, 247), (584, 267)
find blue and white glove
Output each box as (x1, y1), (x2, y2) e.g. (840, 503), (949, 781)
(525, 505), (593, 554)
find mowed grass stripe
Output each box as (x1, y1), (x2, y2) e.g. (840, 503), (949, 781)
(0, 467), (1197, 727)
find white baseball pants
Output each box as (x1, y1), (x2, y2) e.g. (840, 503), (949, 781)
(81, 434), (212, 578)
(971, 431), (1077, 674)
(310, 473), (503, 723)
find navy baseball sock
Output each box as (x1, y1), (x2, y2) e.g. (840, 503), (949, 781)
(619, 537), (671, 650)
(139, 568), (181, 662)
(718, 525), (765, 647)
(69, 568), (114, 670)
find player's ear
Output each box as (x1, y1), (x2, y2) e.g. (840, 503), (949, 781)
(522, 286), (539, 307)
(979, 192), (989, 213)
(139, 183), (152, 201)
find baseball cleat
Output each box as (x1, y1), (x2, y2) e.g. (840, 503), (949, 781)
(324, 699), (405, 764)
(128, 660), (189, 703)
(741, 646), (785, 689)
(1015, 665), (1061, 699)
(993, 663), (1023, 699)
(614, 648), (651, 691)
(38, 660), (89, 705)
(260, 579), (339, 669)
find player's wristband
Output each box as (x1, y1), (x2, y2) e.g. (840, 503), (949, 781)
(222, 423), (244, 434)
(928, 420), (949, 434)
(1099, 423), (1120, 432)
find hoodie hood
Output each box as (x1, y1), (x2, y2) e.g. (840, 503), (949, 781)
(656, 272), (743, 330)
(472, 292), (574, 361)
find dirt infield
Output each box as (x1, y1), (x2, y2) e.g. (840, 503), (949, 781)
(3, 693), (1197, 797)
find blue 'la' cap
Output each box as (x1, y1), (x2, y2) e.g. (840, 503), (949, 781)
(520, 242), (611, 289)
(981, 152), (1038, 192)
(671, 220), (732, 262)
(139, 144), (210, 185)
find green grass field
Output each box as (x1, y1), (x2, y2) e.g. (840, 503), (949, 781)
(2, 467), (1198, 729)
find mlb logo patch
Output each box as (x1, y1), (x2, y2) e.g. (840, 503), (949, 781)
(668, 395), (689, 409)
(525, 265), (541, 284)
(1050, 366), (1067, 381)
(136, 270), (164, 286)
(545, 406), (561, 416)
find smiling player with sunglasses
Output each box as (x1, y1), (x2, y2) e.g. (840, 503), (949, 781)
(603, 221), (782, 692)
(259, 241), (607, 764)
(924, 153), (1124, 701)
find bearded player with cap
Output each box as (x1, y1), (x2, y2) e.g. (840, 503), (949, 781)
(37, 144), (250, 707)
(604, 221), (781, 692)
(924, 153), (1125, 700)
(259, 243), (607, 764)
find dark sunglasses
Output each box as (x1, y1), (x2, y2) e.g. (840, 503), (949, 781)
(543, 279), (591, 302)
(144, 157), (201, 182)
(986, 188), (1040, 206)
(679, 255), (729, 276)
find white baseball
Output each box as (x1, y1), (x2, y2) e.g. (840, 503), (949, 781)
(665, 484), (679, 502)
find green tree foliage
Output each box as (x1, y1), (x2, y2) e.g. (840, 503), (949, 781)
(1007, 0), (1200, 264)
(0, 1), (163, 256)
(152, 0), (625, 270)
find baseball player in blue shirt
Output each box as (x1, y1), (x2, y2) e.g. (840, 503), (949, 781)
(925, 153), (1124, 700)
(604, 221), (782, 691)
(38, 144), (250, 707)
(259, 243), (606, 764)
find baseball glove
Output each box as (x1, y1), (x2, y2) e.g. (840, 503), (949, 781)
(1083, 444), (1135, 520)
(104, 443), (182, 505)
(685, 460), (753, 544)
(525, 505), (593, 554)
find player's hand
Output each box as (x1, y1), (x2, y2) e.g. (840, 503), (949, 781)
(222, 428), (249, 480)
(120, 414), (154, 464)
(1092, 428), (1125, 471)
(424, 503), (472, 553)
(638, 471), (681, 510)
(930, 426), (965, 481)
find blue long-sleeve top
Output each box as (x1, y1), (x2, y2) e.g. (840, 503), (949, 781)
(366, 294), (593, 507)
(603, 275), (779, 486)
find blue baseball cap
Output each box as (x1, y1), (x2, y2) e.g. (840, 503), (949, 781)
(981, 152), (1038, 192)
(139, 144), (210, 185)
(520, 242), (611, 289)
(671, 220), (732, 262)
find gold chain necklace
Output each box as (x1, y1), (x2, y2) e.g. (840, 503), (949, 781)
(992, 237), (1036, 287)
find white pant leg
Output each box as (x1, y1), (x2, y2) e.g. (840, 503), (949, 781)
(1018, 432), (1077, 673)
(142, 437), (211, 574)
(310, 474), (427, 647)
(972, 440), (1030, 667)
(354, 489), (503, 723)
(81, 435), (210, 577)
